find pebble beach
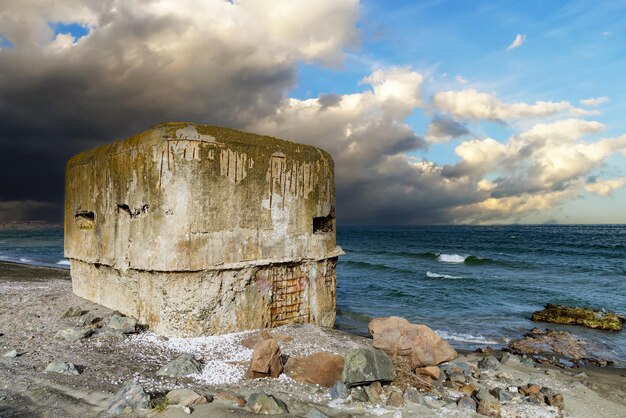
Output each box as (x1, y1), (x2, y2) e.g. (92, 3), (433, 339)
(1, 261), (625, 417)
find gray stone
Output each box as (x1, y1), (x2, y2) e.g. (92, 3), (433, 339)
(499, 352), (521, 366)
(76, 312), (98, 327)
(490, 387), (514, 402)
(342, 348), (395, 387)
(156, 353), (201, 377)
(386, 391), (404, 408)
(55, 327), (92, 342)
(106, 314), (138, 334)
(478, 355), (501, 371)
(247, 392), (289, 415)
(92, 328), (126, 342)
(329, 381), (349, 399)
(448, 372), (466, 384)
(441, 361), (471, 377)
(305, 408), (330, 418)
(62, 307), (83, 318)
(457, 395), (477, 411)
(364, 384), (382, 404)
(166, 389), (208, 407)
(402, 386), (424, 405)
(477, 399), (501, 417)
(475, 388), (498, 403)
(423, 396), (446, 409)
(3, 350), (18, 358)
(520, 357), (535, 368)
(543, 389), (564, 410)
(351, 387), (369, 402)
(45, 361), (80, 376)
(107, 380), (150, 415)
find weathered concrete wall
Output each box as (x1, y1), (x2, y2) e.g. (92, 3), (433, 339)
(64, 122), (342, 336)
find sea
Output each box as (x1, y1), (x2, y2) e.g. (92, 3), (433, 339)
(1, 224), (624, 365)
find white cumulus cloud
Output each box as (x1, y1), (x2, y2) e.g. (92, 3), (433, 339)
(580, 96), (609, 106)
(585, 178), (626, 196)
(432, 89), (587, 122)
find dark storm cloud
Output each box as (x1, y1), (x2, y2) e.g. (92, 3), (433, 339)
(0, 0), (359, 222)
(2, 1), (624, 225)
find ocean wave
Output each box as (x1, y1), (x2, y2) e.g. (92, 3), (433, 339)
(436, 253), (494, 265)
(437, 254), (466, 263)
(464, 255), (491, 265)
(340, 260), (414, 274)
(426, 271), (462, 279)
(435, 330), (502, 345)
(19, 257), (32, 263)
(56, 260), (71, 266)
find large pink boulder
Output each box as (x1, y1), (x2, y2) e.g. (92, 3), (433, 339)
(368, 316), (458, 368)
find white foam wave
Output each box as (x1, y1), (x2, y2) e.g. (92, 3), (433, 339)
(426, 271), (462, 279)
(436, 330), (501, 345)
(437, 254), (466, 263)
(19, 257), (32, 263)
(56, 260), (70, 265)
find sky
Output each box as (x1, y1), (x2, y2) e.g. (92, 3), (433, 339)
(1, 0), (626, 225)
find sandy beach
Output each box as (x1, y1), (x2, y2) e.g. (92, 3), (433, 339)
(1, 261), (625, 418)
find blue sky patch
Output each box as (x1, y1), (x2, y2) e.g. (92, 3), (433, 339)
(48, 22), (90, 40)
(0, 35), (13, 49)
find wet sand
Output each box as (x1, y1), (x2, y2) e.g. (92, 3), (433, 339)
(1, 261), (625, 417)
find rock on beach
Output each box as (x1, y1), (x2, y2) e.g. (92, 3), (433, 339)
(247, 337), (283, 379)
(342, 347), (395, 387)
(532, 303), (625, 331)
(106, 380), (150, 415)
(156, 353), (201, 378)
(284, 351), (344, 387)
(368, 316), (458, 367)
(247, 392), (289, 415)
(55, 327), (92, 342)
(45, 361), (80, 376)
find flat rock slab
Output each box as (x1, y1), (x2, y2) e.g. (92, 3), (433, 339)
(106, 314), (138, 334)
(107, 380), (150, 415)
(247, 392), (289, 415)
(342, 347), (395, 387)
(76, 312), (99, 327)
(3, 349), (18, 358)
(508, 328), (612, 366)
(45, 361), (80, 376)
(166, 389), (209, 407)
(285, 352), (344, 387)
(92, 328), (126, 342)
(532, 304), (625, 331)
(55, 327), (92, 342)
(156, 353), (201, 378)
(61, 307), (83, 319)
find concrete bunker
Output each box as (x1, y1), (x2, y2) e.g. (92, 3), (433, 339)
(64, 122), (342, 337)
